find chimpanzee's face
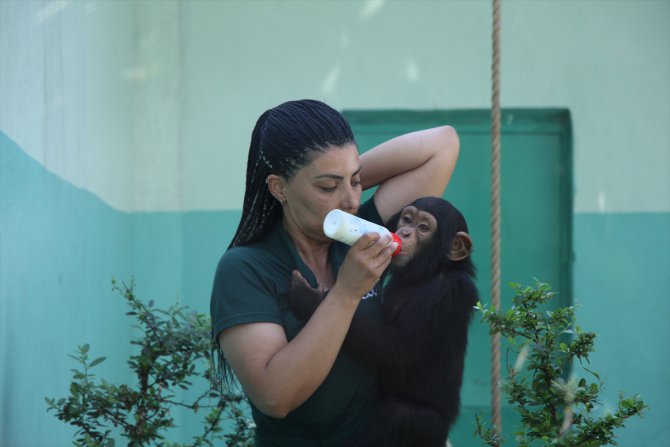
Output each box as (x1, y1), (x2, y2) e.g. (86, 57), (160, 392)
(391, 205), (438, 269)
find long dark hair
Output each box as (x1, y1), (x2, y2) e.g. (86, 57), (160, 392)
(229, 99), (356, 248)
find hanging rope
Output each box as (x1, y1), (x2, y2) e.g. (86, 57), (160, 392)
(490, 0), (503, 435)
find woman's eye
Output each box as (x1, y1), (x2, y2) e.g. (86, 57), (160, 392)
(320, 186), (337, 192)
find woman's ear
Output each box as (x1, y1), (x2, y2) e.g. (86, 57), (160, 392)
(266, 174), (287, 204)
(447, 231), (473, 261)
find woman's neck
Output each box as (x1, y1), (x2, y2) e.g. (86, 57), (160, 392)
(283, 217), (334, 289)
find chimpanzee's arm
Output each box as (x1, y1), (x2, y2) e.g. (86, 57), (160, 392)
(286, 272), (326, 321)
(342, 276), (450, 371)
(342, 314), (410, 369)
(286, 275), (410, 369)
(345, 272), (477, 370)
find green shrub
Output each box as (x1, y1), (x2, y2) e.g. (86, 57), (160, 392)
(46, 279), (253, 447)
(475, 281), (646, 447)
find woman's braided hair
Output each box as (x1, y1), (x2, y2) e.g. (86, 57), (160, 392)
(215, 100), (356, 386)
(229, 99), (355, 248)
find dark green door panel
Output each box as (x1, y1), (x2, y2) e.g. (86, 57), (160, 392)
(344, 109), (572, 445)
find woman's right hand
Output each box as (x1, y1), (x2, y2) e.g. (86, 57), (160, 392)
(332, 232), (395, 301)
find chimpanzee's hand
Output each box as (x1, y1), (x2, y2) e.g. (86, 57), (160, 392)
(287, 270), (326, 321)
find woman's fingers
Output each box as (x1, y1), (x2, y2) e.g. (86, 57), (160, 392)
(355, 232), (393, 256)
(337, 233), (393, 294)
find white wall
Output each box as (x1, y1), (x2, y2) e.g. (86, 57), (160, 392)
(181, 0), (669, 213)
(0, 0), (136, 210)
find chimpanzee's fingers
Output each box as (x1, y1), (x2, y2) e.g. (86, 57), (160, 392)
(291, 269), (315, 291)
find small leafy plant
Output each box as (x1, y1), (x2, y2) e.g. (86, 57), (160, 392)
(45, 279), (254, 447)
(475, 281), (646, 447)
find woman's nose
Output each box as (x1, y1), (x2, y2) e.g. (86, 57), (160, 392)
(341, 184), (360, 212)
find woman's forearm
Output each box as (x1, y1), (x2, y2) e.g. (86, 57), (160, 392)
(359, 125), (458, 189)
(220, 290), (358, 419)
(257, 288), (359, 417)
(359, 125), (460, 222)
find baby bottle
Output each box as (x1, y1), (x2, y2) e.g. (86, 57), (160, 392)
(323, 209), (402, 256)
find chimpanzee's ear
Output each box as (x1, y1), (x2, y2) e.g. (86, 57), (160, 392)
(448, 231), (473, 261)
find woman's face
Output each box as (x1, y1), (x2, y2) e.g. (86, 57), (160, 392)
(282, 143), (362, 241)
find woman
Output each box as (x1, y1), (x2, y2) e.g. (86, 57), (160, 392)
(210, 99), (459, 446)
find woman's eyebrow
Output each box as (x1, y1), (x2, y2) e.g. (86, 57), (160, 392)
(314, 166), (362, 180)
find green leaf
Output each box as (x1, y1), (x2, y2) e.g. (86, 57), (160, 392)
(89, 357), (107, 368)
(584, 367), (601, 381)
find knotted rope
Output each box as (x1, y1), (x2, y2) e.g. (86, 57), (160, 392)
(490, 0), (503, 434)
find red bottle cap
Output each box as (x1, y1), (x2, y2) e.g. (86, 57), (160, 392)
(391, 233), (402, 256)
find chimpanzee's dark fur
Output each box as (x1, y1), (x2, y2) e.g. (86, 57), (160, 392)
(288, 197), (478, 447)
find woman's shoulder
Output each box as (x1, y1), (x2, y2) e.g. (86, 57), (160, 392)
(219, 244), (264, 262)
(216, 243), (279, 272)
(215, 233), (293, 282)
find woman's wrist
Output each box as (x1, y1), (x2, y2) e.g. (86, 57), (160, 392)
(327, 283), (362, 311)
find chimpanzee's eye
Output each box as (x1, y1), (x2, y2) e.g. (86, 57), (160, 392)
(402, 215), (412, 224)
(418, 224), (430, 232)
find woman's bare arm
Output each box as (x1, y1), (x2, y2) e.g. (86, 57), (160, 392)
(219, 288), (356, 418)
(359, 125), (460, 223)
(218, 232), (394, 418)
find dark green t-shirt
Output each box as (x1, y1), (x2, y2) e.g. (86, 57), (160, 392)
(210, 199), (383, 447)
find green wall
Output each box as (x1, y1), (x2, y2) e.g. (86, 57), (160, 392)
(1, 133), (136, 442)
(573, 213), (670, 443)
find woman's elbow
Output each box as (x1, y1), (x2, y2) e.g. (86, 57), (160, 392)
(247, 388), (294, 419)
(426, 126), (459, 170)
(254, 399), (291, 419)
(438, 125), (460, 155)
